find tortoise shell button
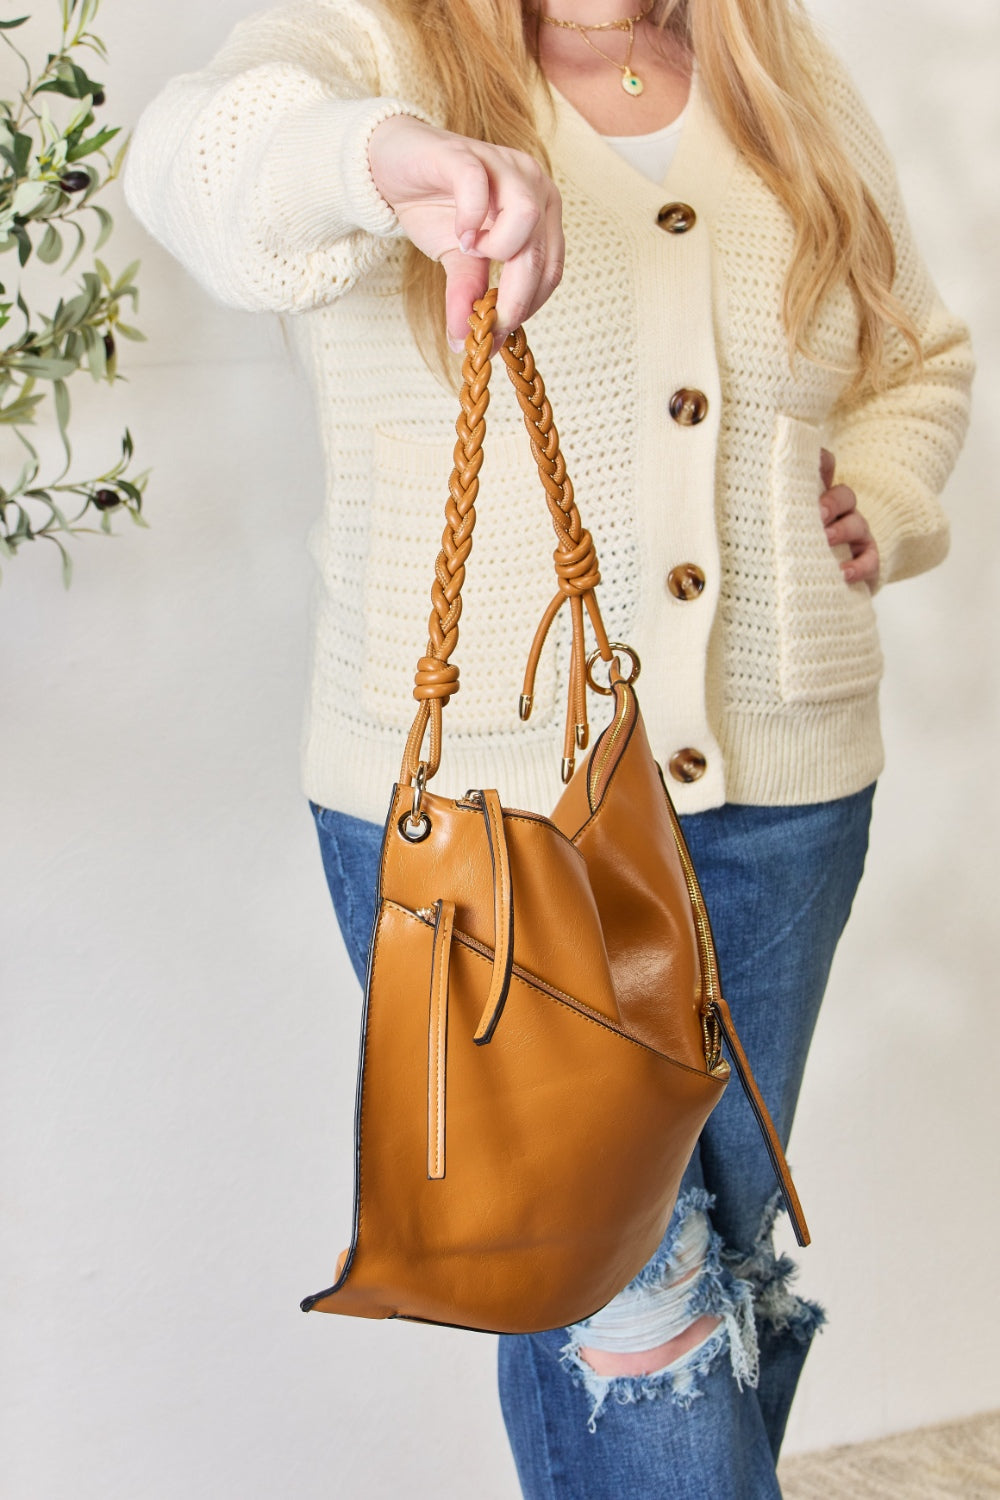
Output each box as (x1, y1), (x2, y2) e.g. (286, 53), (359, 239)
(656, 202), (697, 234)
(669, 389), (709, 426)
(667, 564), (706, 601)
(668, 748), (708, 783)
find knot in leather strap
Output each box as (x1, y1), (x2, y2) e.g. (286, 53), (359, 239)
(554, 529), (601, 597)
(399, 289), (614, 790)
(413, 656), (460, 705)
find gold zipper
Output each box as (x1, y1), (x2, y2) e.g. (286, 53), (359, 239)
(662, 792), (726, 1074)
(588, 684), (634, 805)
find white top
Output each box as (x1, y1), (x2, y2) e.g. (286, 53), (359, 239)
(122, 1), (972, 823)
(601, 107), (688, 182)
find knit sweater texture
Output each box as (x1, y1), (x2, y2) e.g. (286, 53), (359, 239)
(123, 0), (974, 824)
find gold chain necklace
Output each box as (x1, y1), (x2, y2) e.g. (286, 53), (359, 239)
(541, 2), (654, 98)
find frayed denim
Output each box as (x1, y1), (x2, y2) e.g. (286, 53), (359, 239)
(312, 783), (875, 1498)
(559, 1189), (760, 1432)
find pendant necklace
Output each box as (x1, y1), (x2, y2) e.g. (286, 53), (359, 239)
(541, 2), (654, 98)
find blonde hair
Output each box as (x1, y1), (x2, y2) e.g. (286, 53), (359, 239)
(394, 0), (919, 389)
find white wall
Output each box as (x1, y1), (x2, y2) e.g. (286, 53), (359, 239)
(1, 2), (996, 1496)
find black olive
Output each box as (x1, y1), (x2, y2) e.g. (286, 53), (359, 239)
(59, 170), (90, 194)
(93, 489), (120, 511)
(104, 333), (115, 360)
(92, 90), (106, 106)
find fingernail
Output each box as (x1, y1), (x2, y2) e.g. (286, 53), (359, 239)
(459, 231), (475, 254)
(820, 505), (830, 522)
(843, 566), (855, 581)
(447, 335), (463, 353)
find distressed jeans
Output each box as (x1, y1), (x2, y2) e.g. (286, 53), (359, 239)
(311, 784), (875, 1499)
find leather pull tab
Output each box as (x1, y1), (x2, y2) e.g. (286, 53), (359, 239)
(427, 900), (455, 1181)
(472, 791), (514, 1045)
(711, 996), (811, 1248)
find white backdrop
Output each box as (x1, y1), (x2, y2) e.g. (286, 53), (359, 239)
(1, 2), (997, 1496)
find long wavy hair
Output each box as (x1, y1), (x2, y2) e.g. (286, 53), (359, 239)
(394, 0), (919, 388)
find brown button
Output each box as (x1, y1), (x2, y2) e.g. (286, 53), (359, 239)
(668, 748), (708, 783)
(669, 389), (709, 426)
(667, 564), (706, 601)
(656, 202), (697, 234)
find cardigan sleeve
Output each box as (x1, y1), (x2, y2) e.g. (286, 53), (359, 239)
(122, 0), (432, 313)
(821, 54), (974, 588)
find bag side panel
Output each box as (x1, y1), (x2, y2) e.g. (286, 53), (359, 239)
(311, 906), (724, 1332)
(562, 700), (710, 1069)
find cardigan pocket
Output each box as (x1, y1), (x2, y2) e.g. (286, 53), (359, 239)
(769, 414), (883, 704)
(360, 427), (560, 735)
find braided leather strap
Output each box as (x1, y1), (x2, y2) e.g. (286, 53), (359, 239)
(400, 289), (613, 787)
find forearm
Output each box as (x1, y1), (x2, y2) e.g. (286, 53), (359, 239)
(123, 3), (429, 313)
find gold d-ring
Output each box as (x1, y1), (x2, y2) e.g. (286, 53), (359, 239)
(585, 644), (642, 696)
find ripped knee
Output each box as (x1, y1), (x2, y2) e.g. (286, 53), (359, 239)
(561, 1190), (759, 1430)
(561, 1190), (828, 1430)
(576, 1211), (722, 1377)
(725, 1192), (826, 1346)
(578, 1313), (723, 1378)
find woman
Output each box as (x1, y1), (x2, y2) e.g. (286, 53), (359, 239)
(124, 0), (973, 1493)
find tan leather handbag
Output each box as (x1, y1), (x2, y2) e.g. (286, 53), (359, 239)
(301, 291), (807, 1334)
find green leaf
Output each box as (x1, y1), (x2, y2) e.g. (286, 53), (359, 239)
(65, 124), (119, 162)
(113, 258), (141, 293)
(84, 328), (106, 380)
(34, 62), (104, 102)
(77, 0), (102, 32)
(12, 354), (78, 378)
(54, 535), (73, 589)
(0, 390), (44, 424)
(38, 222), (62, 264)
(114, 321), (145, 342)
(9, 454), (38, 495)
(53, 377), (71, 436)
(52, 378), (72, 474)
(77, 32), (108, 64)
(0, 18), (31, 30)
(61, 218), (86, 271)
(90, 202), (112, 250)
(40, 493), (72, 530)
(110, 136), (130, 179)
(11, 130), (32, 177)
(12, 180), (50, 218)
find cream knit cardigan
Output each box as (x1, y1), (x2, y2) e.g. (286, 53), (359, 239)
(124, 0), (973, 824)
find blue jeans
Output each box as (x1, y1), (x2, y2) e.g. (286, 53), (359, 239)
(311, 785), (875, 1499)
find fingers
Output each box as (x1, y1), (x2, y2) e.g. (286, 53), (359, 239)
(441, 248), (492, 351)
(450, 157), (492, 251)
(841, 540), (880, 586)
(376, 123), (565, 353)
(826, 505), (878, 579)
(819, 480), (881, 586)
(823, 506), (868, 551)
(819, 447), (836, 492)
(444, 172), (563, 352)
(819, 482), (857, 524)
(493, 184), (564, 344)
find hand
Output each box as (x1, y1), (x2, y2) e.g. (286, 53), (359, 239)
(819, 449), (879, 587)
(368, 115), (564, 352)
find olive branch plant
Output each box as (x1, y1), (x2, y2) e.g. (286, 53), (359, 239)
(0, 0), (146, 586)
